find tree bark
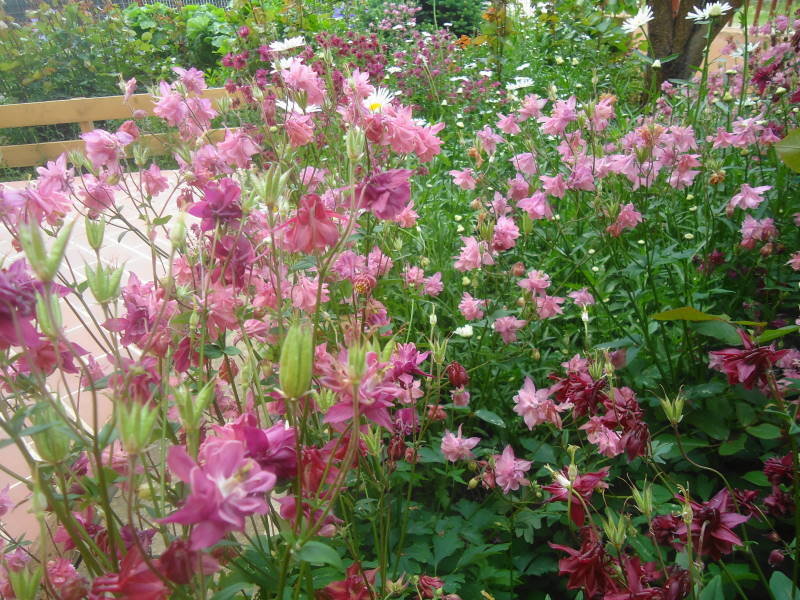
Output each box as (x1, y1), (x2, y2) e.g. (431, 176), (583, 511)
(647, 0), (745, 84)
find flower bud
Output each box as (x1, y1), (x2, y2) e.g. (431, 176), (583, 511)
(7, 562), (42, 600)
(602, 510), (629, 547)
(279, 322), (314, 398)
(31, 404), (72, 464)
(85, 217), (105, 251)
(117, 401), (158, 455)
(346, 127), (366, 161)
(170, 211), (187, 249)
(84, 263), (124, 304)
(35, 292), (62, 338)
(631, 482), (653, 516)
(444, 361), (469, 387)
(660, 393), (685, 426)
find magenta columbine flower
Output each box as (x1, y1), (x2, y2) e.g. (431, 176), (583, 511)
(441, 426), (480, 462)
(161, 438), (276, 549)
(188, 178), (243, 232)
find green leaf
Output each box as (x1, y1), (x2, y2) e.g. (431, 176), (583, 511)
(210, 583), (256, 600)
(742, 470), (769, 487)
(700, 575), (725, 600)
(692, 320), (741, 345)
(746, 423), (781, 439)
(776, 128), (800, 173)
(474, 409), (506, 428)
(296, 541), (342, 569)
(770, 571), (800, 599)
(222, 346), (241, 356)
(757, 326), (800, 344)
(202, 344), (224, 359)
(433, 527), (461, 566)
(719, 436), (746, 456)
(652, 307), (722, 322)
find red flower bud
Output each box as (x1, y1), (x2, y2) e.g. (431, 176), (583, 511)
(445, 361), (469, 388)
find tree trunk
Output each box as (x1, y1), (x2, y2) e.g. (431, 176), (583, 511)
(647, 0), (745, 84)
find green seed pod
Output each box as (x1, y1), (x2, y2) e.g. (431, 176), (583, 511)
(279, 322), (314, 398)
(7, 562), (42, 600)
(18, 219), (75, 283)
(84, 216), (105, 251)
(35, 292), (62, 338)
(30, 404), (72, 465)
(170, 211), (187, 249)
(117, 401), (158, 455)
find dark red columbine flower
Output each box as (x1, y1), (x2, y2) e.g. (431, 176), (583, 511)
(764, 485), (794, 517)
(764, 453), (794, 486)
(708, 329), (789, 390)
(675, 489), (749, 560)
(356, 169), (413, 221)
(90, 547), (168, 600)
(549, 527), (616, 599)
(160, 538), (219, 585)
(319, 562), (377, 600)
(444, 361), (469, 387)
(650, 514), (682, 548)
(542, 467), (610, 526)
(418, 575), (445, 598)
(549, 370), (608, 418)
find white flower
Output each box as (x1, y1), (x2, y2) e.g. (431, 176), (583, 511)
(275, 99), (320, 114)
(686, 2), (732, 22)
(479, 70), (494, 78)
(269, 36), (306, 52)
(455, 325), (474, 338)
(386, 66), (402, 74)
(506, 76), (534, 90)
(621, 5), (654, 33)
(651, 59), (662, 68)
(516, 62), (531, 71)
(364, 87), (396, 113)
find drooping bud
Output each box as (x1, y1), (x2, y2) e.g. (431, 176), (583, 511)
(279, 322), (314, 398)
(444, 361), (469, 387)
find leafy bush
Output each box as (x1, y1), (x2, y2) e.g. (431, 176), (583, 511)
(416, 0), (484, 36)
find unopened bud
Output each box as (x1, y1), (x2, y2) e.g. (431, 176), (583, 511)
(660, 393), (685, 426)
(346, 127), (366, 161)
(85, 217), (106, 251)
(35, 292), (62, 337)
(117, 401), (158, 455)
(279, 322), (314, 398)
(30, 404), (72, 464)
(170, 212), (187, 249)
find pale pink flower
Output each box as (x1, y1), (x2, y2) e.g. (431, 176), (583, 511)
(518, 94), (547, 120)
(507, 174), (530, 200)
(568, 288), (595, 307)
(441, 426), (480, 462)
(492, 216), (520, 251)
(493, 316), (526, 343)
(589, 96), (615, 131)
(518, 269), (550, 295)
(459, 292), (486, 320)
(449, 168), (477, 190)
(517, 191), (553, 220)
(173, 66), (207, 94)
(403, 265), (425, 287)
(280, 57), (325, 105)
(284, 193), (340, 254)
(536, 295), (565, 319)
(787, 252), (800, 271)
(562, 354), (590, 373)
(476, 125), (505, 154)
(496, 112), (521, 135)
(81, 129), (132, 173)
(454, 237), (494, 271)
(540, 173), (567, 198)
(122, 77), (137, 102)
(290, 276), (329, 312)
(423, 272), (443, 296)
(514, 377), (569, 429)
(740, 215), (778, 249)
(0, 485), (13, 517)
(510, 152), (537, 175)
(217, 130), (260, 168)
(729, 184), (771, 211)
(493, 445), (531, 494)
(668, 153), (701, 189)
(393, 201), (419, 227)
(153, 83), (187, 126)
(142, 163), (168, 197)
(345, 68), (375, 99)
(285, 113), (315, 147)
(539, 96), (577, 135)
(451, 387), (470, 406)
(580, 417), (624, 457)
(606, 203), (643, 237)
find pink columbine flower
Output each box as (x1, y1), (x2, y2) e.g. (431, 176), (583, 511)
(284, 194), (340, 254)
(476, 125), (505, 154)
(441, 426), (481, 462)
(507, 174), (530, 200)
(153, 82), (188, 126)
(788, 252), (800, 271)
(81, 128), (133, 173)
(568, 288), (595, 307)
(188, 177), (242, 231)
(454, 237), (495, 271)
(540, 173), (567, 198)
(496, 112), (521, 135)
(518, 94), (547, 120)
(494, 445), (532, 494)
(357, 169), (413, 220)
(536, 295), (566, 319)
(517, 191), (553, 220)
(513, 377), (570, 429)
(122, 77), (137, 102)
(518, 269), (551, 295)
(510, 152), (537, 175)
(217, 129), (260, 168)
(449, 168), (477, 190)
(493, 316), (527, 343)
(280, 57), (325, 105)
(142, 163), (169, 197)
(539, 96), (577, 135)
(285, 113), (315, 147)
(459, 292), (486, 320)
(606, 203), (643, 237)
(423, 272), (443, 296)
(729, 184), (771, 211)
(580, 417), (624, 457)
(492, 216), (520, 251)
(173, 66), (207, 94)
(740, 215), (778, 249)
(403, 265), (425, 287)
(161, 439), (276, 549)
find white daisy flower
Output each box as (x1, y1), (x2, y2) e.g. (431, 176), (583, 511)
(269, 36), (306, 52)
(364, 87), (396, 113)
(454, 325), (474, 338)
(275, 99), (320, 113)
(621, 5), (654, 33)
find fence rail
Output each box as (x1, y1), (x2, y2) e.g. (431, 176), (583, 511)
(2, 0), (230, 22)
(0, 88), (229, 168)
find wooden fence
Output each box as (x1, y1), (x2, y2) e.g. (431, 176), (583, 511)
(0, 88), (229, 169)
(749, 0), (798, 22)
